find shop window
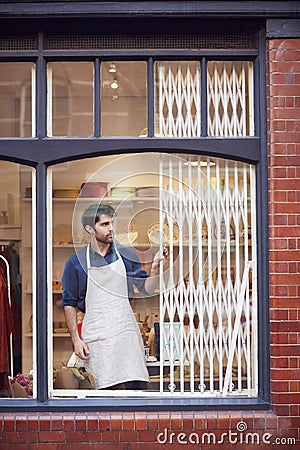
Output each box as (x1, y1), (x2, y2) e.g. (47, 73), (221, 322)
(154, 60), (254, 138)
(101, 61), (147, 137)
(46, 59), (254, 139)
(207, 61), (254, 136)
(154, 61), (201, 137)
(0, 63), (35, 138)
(0, 30), (263, 407)
(0, 161), (34, 398)
(47, 62), (94, 137)
(49, 152), (257, 398)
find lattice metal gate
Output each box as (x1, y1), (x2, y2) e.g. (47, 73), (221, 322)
(155, 60), (254, 138)
(158, 154), (257, 396)
(155, 61), (201, 137)
(207, 61), (254, 137)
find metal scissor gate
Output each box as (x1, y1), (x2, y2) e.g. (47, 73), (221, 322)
(158, 154), (257, 397)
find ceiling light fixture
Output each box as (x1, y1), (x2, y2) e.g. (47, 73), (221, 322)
(108, 63), (117, 73)
(184, 160), (216, 167)
(110, 79), (119, 89)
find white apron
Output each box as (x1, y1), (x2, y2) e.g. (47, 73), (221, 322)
(81, 245), (149, 389)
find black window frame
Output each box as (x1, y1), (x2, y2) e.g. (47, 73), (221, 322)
(0, 23), (269, 412)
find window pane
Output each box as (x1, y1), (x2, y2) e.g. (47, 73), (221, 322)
(50, 152), (257, 397)
(154, 61), (201, 137)
(207, 61), (254, 136)
(47, 62), (94, 137)
(0, 161), (34, 398)
(101, 62), (147, 137)
(159, 154), (257, 396)
(0, 63), (35, 138)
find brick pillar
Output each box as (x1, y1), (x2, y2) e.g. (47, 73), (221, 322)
(267, 38), (300, 430)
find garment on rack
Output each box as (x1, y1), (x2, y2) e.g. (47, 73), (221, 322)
(4, 245), (22, 374)
(7, 243), (21, 307)
(0, 257), (14, 392)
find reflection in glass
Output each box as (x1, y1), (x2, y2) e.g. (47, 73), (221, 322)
(0, 63), (35, 137)
(0, 161), (34, 398)
(101, 62), (147, 137)
(47, 62), (94, 137)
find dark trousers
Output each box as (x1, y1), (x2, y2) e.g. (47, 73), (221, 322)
(101, 381), (147, 390)
(124, 380), (147, 390)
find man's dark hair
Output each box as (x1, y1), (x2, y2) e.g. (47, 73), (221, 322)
(81, 204), (115, 229)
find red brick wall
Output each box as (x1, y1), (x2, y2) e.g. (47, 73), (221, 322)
(268, 38), (300, 431)
(0, 37), (300, 450)
(0, 410), (294, 449)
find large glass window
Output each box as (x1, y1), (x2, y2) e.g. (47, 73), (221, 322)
(47, 62), (94, 137)
(101, 61), (147, 137)
(0, 37), (263, 407)
(50, 152), (257, 397)
(0, 63), (35, 138)
(0, 161), (34, 398)
(46, 59), (254, 139)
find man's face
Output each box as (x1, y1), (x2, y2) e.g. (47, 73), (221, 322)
(92, 214), (114, 245)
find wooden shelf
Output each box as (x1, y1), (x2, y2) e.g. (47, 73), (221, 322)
(25, 333), (70, 338)
(22, 196), (159, 203)
(0, 224), (21, 241)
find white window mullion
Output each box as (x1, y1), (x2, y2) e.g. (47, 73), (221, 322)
(250, 164), (258, 395)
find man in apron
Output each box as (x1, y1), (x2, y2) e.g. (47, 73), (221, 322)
(62, 204), (168, 390)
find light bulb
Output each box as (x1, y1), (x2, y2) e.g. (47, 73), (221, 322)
(108, 63), (117, 73)
(110, 79), (119, 89)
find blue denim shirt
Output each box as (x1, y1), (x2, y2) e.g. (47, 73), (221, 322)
(62, 243), (149, 312)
